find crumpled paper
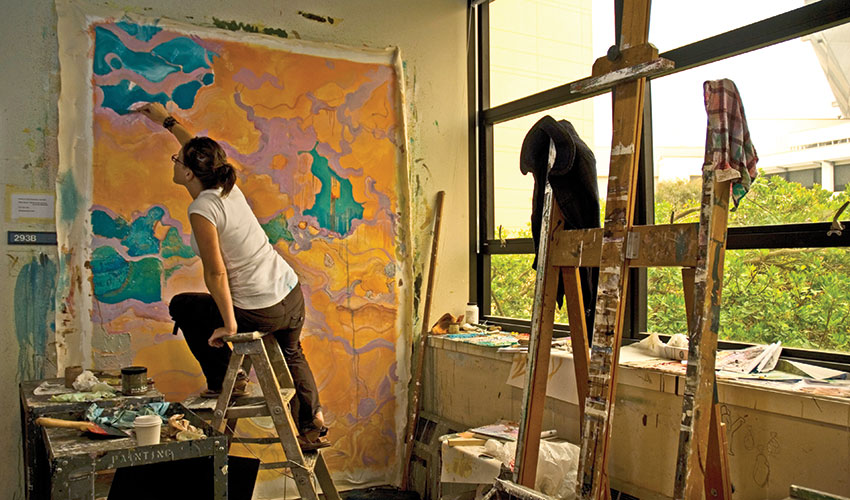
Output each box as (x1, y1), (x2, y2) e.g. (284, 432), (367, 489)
(72, 370), (115, 393)
(483, 438), (580, 500)
(86, 402), (170, 429)
(636, 332), (689, 360)
(49, 391), (117, 402)
(167, 414), (207, 441)
(34, 381), (73, 396)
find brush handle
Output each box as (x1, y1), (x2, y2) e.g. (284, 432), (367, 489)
(36, 417), (96, 432)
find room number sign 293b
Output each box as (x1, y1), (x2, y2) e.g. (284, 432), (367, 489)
(7, 231), (57, 245)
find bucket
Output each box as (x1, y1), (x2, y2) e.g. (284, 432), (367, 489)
(64, 365), (83, 388)
(121, 366), (148, 395)
(134, 415), (162, 446)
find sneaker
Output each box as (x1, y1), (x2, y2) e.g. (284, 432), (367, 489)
(297, 435), (331, 451)
(312, 411), (328, 437)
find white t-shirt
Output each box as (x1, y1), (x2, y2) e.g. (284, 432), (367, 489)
(188, 185), (298, 309)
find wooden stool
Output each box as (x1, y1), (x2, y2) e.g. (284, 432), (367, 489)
(212, 331), (339, 500)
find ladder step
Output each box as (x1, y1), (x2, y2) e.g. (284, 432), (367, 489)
(232, 436), (282, 445)
(222, 331), (265, 343)
(259, 452), (319, 471)
(224, 389), (296, 419)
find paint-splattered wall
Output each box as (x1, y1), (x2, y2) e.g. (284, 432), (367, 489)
(0, 0), (468, 497)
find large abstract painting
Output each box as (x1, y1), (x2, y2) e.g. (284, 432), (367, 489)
(56, 1), (412, 491)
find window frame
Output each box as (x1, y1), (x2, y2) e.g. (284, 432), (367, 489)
(468, 0), (850, 367)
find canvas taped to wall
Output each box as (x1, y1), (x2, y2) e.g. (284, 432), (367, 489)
(56, 0), (413, 490)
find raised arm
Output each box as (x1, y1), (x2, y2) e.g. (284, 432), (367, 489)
(135, 102), (194, 146)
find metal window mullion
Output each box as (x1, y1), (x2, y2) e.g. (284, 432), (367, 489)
(468, 4), (480, 308)
(627, 80), (656, 339)
(476, 2), (493, 317)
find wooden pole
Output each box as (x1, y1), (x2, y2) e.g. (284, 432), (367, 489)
(562, 267), (590, 437)
(401, 190), (445, 490)
(515, 142), (560, 487)
(675, 178), (731, 498)
(577, 3), (652, 498)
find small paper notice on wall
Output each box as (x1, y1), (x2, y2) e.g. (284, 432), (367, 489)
(10, 192), (55, 221)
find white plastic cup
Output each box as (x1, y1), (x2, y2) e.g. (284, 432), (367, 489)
(134, 415), (162, 446)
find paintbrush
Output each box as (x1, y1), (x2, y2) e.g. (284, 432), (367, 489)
(36, 416), (130, 439)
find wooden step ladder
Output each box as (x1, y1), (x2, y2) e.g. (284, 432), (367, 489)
(212, 331), (340, 500)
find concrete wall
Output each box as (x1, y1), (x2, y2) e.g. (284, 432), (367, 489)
(424, 338), (850, 499)
(0, 1), (469, 496)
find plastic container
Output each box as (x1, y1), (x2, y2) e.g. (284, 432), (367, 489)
(464, 302), (479, 325)
(134, 415), (162, 446)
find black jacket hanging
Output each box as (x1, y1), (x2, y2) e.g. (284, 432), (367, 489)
(520, 115), (600, 340)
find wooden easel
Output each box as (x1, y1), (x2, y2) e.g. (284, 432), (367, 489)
(512, 1), (733, 499)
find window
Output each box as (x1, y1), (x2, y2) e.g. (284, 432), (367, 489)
(471, 0), (850, 362)
(489, 0), (594, 107)
(765, 168), (823, 190)
(836, 163), (850, 191)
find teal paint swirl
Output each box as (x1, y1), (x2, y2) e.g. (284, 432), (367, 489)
(302, 145), (364, 235)
(94, 26), (180, 82)
(58, 171), (81, 223)
(91, 246), (162, 304)
(15, 255), (57, 381)
(161, 227), (195, 259)
(116, 20), (162, 42)
(94, 24), (218, 114)
(261, 213), (295, 244)
(100, 81), (170, 115)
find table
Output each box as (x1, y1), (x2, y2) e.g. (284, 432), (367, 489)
(20, 378), (164, 500)
(42, 402), (228, 499)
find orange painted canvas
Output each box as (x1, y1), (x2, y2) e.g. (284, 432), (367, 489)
(77, 17), (410, 490)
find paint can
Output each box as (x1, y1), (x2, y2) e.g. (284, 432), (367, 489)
(64, 365), (83, 388)
(121, 366), (148, 395)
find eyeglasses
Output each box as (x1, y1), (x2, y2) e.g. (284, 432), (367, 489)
(171, 153), (184, 166)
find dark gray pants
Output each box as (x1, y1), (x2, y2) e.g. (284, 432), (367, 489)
(169, 284), (322, 434)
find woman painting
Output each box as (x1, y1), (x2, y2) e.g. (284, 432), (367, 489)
(136, 103), (328, 449)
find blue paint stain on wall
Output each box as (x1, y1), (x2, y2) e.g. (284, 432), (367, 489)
(116, 20), (162, 42)
(122, 206), (164, 256)
(161, 227), (195, 259)
(94, 23), (218, 114)
(150, 37), (214, 73)
(15, 254), (57, 381)
(94, 27), (180, 82)
(58, 171), (81, 223)
(94, 206), (188, 258)
(303, 144), (364, 235)
(172, 81), (203, 109)
(164, 265), (181, 280)
(92, 209), (130, 239)
(100, 81), (170, 115)
(261, 213), (295, 244)
(91, 246), (162, 304)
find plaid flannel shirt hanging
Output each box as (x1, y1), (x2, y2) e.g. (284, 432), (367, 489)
(703, 79), (759, 209)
